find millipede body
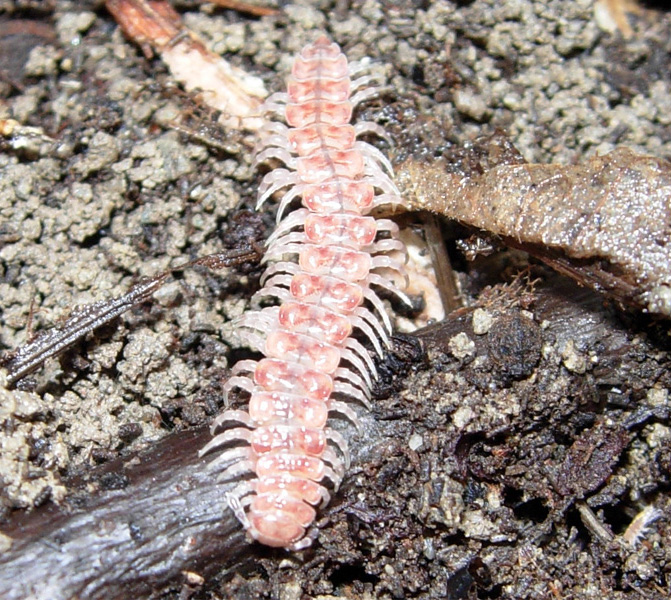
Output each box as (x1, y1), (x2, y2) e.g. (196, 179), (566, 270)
(200, 36), (408, 550)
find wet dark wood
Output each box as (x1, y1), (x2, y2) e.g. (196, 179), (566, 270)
(0, 428), (248, 600)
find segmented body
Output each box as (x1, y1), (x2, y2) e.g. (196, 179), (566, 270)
(200, 36), (408, 550)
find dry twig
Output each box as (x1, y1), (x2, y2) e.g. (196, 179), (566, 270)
(106, 0), (267, 130)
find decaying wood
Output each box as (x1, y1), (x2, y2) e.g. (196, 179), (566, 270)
(1, 278), (668, 598)
(207, 0), (278, 17)
(396, 142), (671, 317)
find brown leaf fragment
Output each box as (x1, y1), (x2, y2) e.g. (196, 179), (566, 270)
(552, 421), (629, 498)
(397, 146), (671, 316)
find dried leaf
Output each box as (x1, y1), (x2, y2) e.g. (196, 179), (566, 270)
(397, 146), (671, 316)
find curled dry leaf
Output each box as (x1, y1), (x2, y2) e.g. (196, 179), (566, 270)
(396, 146), (671, 317)
(106, 0), (267, 130)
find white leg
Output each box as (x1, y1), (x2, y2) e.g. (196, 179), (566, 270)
(326, 427), (351, 470)
(341, 349), (374, 389)
(335, 367), (372, 399)
(349, 313), (385, 358)
(251, 284), (291, 306)
(356, 140), (394, 175)
(371, 238), (407, 258)
(222, 375), (254, 403)
(254, 146), (296, 170)
(265, 208), (309, 246)
(201, 427), (253, 455)
(369, 272), (413, 307)
(333, 380), (372, 411)
(344, 337), (378, 379)
(226, 490), (251, 529)
(362, 286), (393, 334)
(257, 169), (297, 209)
(210, 409), (254, 434)
(371, 255), (409, 287)
(354, 306), (391, 349)
(355, 120), (393, 145)
(329, 400), (363, 434)
(322, 447), (345, 481)
(287, 528), (316, 551)
(259, 262), (298, 285)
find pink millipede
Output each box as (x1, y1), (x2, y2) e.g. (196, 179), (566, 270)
(200, 35), (409, 550)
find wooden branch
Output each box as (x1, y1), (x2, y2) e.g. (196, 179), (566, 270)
(0, 428), (249, 600)
(0, 405), (398, 598)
